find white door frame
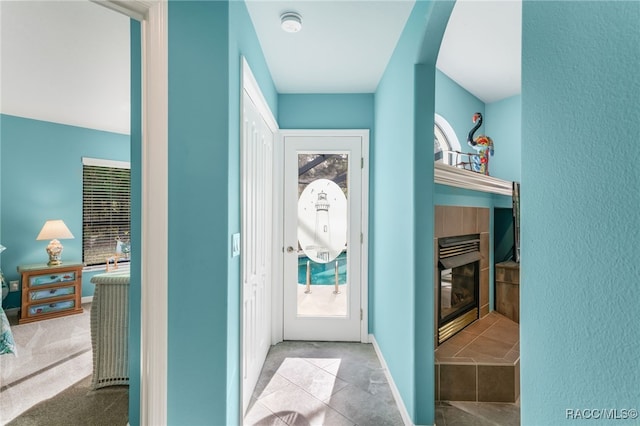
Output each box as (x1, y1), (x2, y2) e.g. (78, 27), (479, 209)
(274, 129), (369, 344)
(92, 1), (168, 425)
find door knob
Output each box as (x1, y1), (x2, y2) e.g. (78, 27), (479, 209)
(286, 246), (295, 253)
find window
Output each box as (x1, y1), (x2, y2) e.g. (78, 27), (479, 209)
(82, 157), (131, 267)
(434, 122), (451, 163)
(434, 113), (462, 166)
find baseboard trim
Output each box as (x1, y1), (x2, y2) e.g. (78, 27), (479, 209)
(81, 296), (94, 304)
(3, 307), (19, 316)
(369, 334), (415, 426)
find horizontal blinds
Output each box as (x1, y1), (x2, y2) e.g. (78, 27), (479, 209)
(82, 164), (131, 266)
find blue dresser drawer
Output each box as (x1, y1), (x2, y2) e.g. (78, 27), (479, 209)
(30, 285), (76, 301)
(28, 300), (76, 317)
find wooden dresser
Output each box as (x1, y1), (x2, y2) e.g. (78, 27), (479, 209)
(17, 262), (83, 324)
(495, 260), (520, 323)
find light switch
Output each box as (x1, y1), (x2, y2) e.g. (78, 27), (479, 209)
(232, 233), (240, 257)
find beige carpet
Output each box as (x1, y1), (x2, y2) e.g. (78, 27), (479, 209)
(0, 303), (96, 424)
(6, 375), (128, 426)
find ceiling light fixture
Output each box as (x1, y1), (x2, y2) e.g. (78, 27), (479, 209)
(281, 12), (302, 33)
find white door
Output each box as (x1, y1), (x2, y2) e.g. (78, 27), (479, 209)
(241, 90), (273, 414)
(282, 131), (368, 342)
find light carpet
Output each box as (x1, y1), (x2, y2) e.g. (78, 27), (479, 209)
(6, 375), (128, 426)
(0, 304), (94, 424)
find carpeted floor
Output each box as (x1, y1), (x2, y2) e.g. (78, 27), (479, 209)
(0, 302), (129, 425)
(6, 375), (128, 426)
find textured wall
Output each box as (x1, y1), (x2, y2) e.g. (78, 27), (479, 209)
(485, 95), (521, 182)
(521, 1), (640, 423)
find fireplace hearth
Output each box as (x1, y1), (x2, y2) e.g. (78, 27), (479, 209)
(437, 234), (480, 344)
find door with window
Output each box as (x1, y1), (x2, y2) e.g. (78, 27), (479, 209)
(282, 131), (368, 342)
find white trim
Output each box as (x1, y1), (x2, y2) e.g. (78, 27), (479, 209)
(360, 133), (370, 344)
(81, 295), (94, 304)
(3, 307), (20, 316)
(369, 334), (415, 426)
(241, 58), (278, 133)
(82, 157), (131, 169)
(434, 113), (461, 152)
(140, 3), (168, 426)
(434, 162), (513, 196)
(272, 134), (284, 345)
(91, 2), (168, 425)
(83, 262), (131, 273)
(91, 0), (149, 21)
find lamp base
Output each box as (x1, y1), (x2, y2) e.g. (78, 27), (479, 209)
(46, 239), (64, 266)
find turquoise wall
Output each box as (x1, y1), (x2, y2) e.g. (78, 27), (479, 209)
(167, 1), (276, 424)
(128, 19), (142, 426)
(373, 4), (421, 419)
(486, 95), (521, 182)
(278, 94), (374, 130)
(435, 70), (521, 183)
(521, 1), (640, 424)
(372, 1), (453, 423)
(435, 69), (485, 153)
(167, 2), (230, 423)
(0, 114), (129, 309)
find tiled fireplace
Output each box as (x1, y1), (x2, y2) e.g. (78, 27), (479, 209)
(434, 205), (520, 403)
(434, 205), (490, 346)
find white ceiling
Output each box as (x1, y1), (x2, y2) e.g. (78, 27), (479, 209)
(245, 1), (415, 93)
(0, 0), (520, 135)
(0, 1), (130, 134)
(437, 0), (522, 103)
(246, 0), (521, 101)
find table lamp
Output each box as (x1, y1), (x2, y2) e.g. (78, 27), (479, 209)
(36, 220), (74, 265)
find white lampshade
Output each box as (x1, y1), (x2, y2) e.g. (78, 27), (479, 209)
(36, 220), (74, 265)
(36, 220), (74, 241)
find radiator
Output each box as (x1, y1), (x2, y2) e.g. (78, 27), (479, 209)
(90, 272), (130, 389)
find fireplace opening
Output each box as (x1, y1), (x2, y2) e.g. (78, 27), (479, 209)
(438, 234), (480, 344)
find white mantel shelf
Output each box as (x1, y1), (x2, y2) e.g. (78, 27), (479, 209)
(434, 162), (513, 196)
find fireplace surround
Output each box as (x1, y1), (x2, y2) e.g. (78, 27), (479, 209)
(434, 206), (490, 346)
(437, 234), (481, 344)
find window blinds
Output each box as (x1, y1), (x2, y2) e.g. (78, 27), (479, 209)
(82, 160), (131, 266)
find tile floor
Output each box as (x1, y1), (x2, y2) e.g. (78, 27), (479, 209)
(245, 341), (521, 426)
(244, 341), (405, 426)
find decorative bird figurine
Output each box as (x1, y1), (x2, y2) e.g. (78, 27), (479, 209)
(467, 112), (494, 175)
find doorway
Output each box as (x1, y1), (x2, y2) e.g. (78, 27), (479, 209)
(281, 131), (369, 342)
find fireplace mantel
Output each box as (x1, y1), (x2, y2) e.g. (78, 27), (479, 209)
(434, 162), (513, 196)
